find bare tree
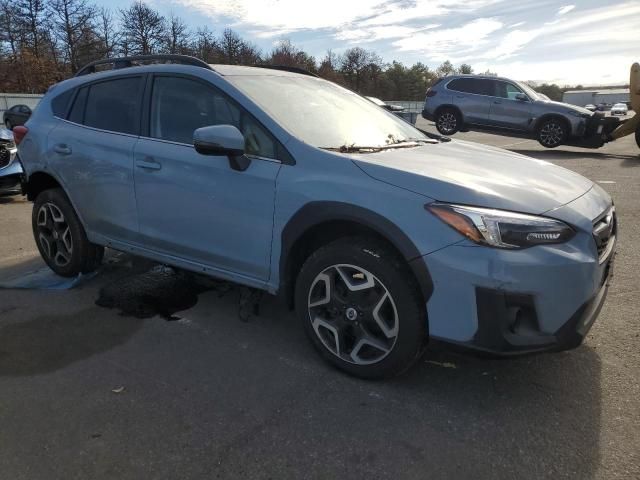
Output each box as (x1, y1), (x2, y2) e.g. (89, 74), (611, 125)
(16, 0), (47, 57)
(165, 14), (190, 54)
(50, 0), (95, 72)
(268, 39), (315, 71)
(97, 7), (119, 57)
(215, 28), (260, 65)
(119, 1), (166, 55)
(192, 26), (216, 62)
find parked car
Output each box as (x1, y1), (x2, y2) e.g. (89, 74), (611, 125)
(0, 128), (22, 196)
(423, 75), (596, 148)
(366, 96), (405, 112)
(596, 103), (611, 111)
(3, 104), (32, 130)
(17, 55), (616, 378)
(610, 103), (628, 116)
(585, 104), (597, 111)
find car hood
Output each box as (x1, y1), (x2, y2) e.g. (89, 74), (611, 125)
(350, 140), (594, 214)
(538, 99), (593, 116)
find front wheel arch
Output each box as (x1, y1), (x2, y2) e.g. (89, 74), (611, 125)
(279, 202), (434, 309)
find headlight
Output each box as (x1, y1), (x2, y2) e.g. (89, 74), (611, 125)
(426, 203), (575, 249)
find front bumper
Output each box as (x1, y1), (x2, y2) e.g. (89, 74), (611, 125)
(0, 155), (24, 196)
(416, 201), (615, 355)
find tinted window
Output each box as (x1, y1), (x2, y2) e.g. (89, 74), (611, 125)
(447, 78), (493, 95)
(52, 90), (74, 117)
(495, 81), (524, 100)
(68, 87), (88, 124)
(150, 76), (278, 159)
(19, 105), (31, 114)
(84, 77), (143, 134)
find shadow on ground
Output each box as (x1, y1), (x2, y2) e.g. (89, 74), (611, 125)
(514, 148), (640, 166)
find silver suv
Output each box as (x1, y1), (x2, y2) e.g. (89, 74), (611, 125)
(422, 75), (594, 148)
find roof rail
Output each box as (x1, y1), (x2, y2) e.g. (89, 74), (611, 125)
(254, 65), (319, 77)
(75, 54), (213, 77)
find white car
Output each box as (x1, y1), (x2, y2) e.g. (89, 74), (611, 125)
(585, 104), (597, 111)
(610, 103), (628, 115)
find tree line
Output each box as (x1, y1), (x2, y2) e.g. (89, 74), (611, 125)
(2, 0), (582, 101)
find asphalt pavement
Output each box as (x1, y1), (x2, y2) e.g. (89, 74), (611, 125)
(0, 122), (639, 479)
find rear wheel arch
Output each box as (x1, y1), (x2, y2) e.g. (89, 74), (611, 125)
(24, 171), (63, 201)
(279, 202), (433, 309)
(434, 104), (464, 122)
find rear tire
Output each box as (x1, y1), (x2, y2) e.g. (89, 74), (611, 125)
(537, 118), (568, 148)
(5, 119), (12, 130)
(32, 188), (104, 277)
(295, 236), (427, 379)
(435, 108), (461, 136)
(635, 123), (640, 149)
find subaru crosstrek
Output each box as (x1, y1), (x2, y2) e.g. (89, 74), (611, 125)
(423, 74), (596, 148)
(15, 55), (616, 378)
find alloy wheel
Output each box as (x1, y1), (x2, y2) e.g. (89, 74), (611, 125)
(437, 112), (457, 134)
(36, 202), (73, 267)
(539, 121), (565, 147)
(307, 264), (399, 365)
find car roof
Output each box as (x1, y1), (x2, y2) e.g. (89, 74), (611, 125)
(444, 74), (518, 83)
(210, 64), (309, 77)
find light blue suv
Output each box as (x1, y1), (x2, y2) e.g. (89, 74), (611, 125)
(16, 55), (616, 378)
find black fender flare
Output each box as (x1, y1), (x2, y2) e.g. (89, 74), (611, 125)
(279, 201), (434, 303)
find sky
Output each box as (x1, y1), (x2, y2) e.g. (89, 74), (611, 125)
(101, 0), (640, 86)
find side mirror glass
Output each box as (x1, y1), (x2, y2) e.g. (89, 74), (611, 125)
(515, 93), (528, 102)
(193, 125), (250, 171)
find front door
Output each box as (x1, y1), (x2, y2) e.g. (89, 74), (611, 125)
(488, 80), (532, 131)
(133, 75), (282, 282)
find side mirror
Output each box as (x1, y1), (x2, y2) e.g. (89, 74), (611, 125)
(193, 125), (251, 171)
(515, 93), (528, 102)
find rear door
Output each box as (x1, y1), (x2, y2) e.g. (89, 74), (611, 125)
(488, 80), (532, 131)
(48, 75), (144, 242)
(133, 74), (282, 282)
(448, 78), (492, 125)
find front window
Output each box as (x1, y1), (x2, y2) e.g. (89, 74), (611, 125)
(226, 75), (428, 150)
(515, 81), (540, 101)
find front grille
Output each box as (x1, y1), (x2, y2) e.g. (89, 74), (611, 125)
(593, 206), (616, 263)
(0, 143), (12, 169)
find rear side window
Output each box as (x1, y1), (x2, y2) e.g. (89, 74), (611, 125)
(149, 76), (280, 160)
(52, 89), (74, 118)
(447, 78), (493, 96)
(84, 77), (143, 135)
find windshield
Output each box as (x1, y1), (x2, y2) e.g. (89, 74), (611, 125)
(227, 75), (428, 149)
(516, 81), (540, 101)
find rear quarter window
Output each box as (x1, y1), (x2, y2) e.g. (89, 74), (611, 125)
(51, 89), (74, 118)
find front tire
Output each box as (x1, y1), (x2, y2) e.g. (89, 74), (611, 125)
(295, 237), (426, 379)
(32, 188), (104, 277)
(435, 108), (461, 136)
(537, 118), (568, 148)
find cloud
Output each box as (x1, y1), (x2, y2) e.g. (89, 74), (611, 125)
(557, 5), (575, 15)
(392, 18), (503, 61)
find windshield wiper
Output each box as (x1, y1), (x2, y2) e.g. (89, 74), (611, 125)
(322, 139), (436, 153)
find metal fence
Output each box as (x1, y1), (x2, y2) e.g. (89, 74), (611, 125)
(384, 101), (423, 113)
(0, 93), (43, 117)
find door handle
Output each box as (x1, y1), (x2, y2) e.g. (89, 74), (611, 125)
(54, 144), (72, 155)
(135, 157), (162, 171)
